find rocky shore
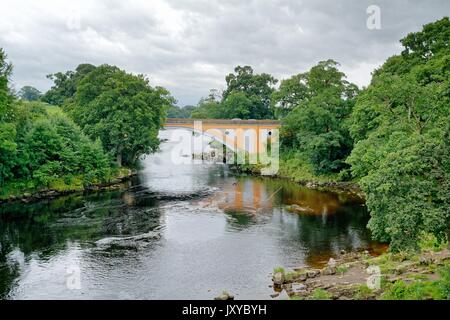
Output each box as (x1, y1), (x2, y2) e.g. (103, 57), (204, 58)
(270, 248), (450, 300)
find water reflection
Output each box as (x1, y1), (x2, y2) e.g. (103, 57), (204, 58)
(0, 130), (383, 299)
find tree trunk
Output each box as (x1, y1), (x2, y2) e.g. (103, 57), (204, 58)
(116, 145), (124, 167)
(117, 153), (122, 167)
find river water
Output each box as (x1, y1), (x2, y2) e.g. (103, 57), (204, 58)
(0, 130), (382, 300)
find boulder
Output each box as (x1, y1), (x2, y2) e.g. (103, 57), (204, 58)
(306, 270), (320, 278)
(272, 272), (285, 285)
(327, 258), (337, 268)
(292, 283), (307, 292)
(214, 291), (234, 300)
(322, 266), (337, 276)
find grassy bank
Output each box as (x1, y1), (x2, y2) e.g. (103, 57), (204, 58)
(0, 167), (135, 202)
(277, 155), (340, 183)
(232, 152), (363, 196)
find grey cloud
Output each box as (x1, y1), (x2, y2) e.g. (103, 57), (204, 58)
(1, 0), (448, 105)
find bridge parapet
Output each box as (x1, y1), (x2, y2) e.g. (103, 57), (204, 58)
(162, 118), (280, 175)
(165, 118), (280, 126)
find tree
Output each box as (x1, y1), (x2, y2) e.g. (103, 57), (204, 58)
(20, 112), (111, 187)
(18, 86), (42, 101)
(280, 60), (358, 174)
(71, 64), (174, 167)
(271, 73), (309, 118)
(222, 66), (277, 119)
(42, 63), (96, 106)
(166, 105), (196, 118)
(0, 48), (13, 121)
(190, 92), (223, 119)
(0, 48), (16, 185)
(347, 17), (450, 251)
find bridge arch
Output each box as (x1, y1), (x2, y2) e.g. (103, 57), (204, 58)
(163, 118), (281, 155)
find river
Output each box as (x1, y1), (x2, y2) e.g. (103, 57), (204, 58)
(0, 129), (382, 300)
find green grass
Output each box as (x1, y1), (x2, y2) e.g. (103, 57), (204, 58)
(0, 168), (130, 200)
(273, 267), (285, 274)
(354, 284), (374, 300)
(380, 280), (444, 300)
(310, 288), (332, 300)
(278, 154), (339, 183)
(44, 104), (64, 115)
(418, 232), (448, 252)
(336, 265), (349, 274)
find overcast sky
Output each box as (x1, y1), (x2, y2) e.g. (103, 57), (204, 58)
(1, 0), (448, 106)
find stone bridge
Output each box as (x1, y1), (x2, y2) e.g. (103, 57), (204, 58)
(163, 118), (281, 155)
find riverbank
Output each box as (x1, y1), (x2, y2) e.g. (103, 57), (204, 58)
(230, 157), (364, 198)
(0, 167), (136, 204)
(271, 245), (450, 300)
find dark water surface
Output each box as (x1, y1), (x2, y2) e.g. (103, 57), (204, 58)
(0, 131), (382, 299)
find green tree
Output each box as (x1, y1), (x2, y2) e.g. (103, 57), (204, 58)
(271, 73), (309, 118)
(166, 105), (196, 118)
(0, 48), (16, 185)
(190, 92), (223, 119)
(18, 86), (42, 101)
(0, 48), (14, 121)
(71, 64), (174, 167)
(280, 60), (358, 174)
(19, 111), (111, 187)
(42, 63), (96, 106)
(347, 17), (450, 251)
(222, 66), (277, 119)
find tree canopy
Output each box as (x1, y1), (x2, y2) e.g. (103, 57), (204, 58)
(69, 64), (174, 166)
(41, 63), (96, 106)
(347, 17), (450, 251)
(18, 86), (42, 101)
(280, 60), (359, 174)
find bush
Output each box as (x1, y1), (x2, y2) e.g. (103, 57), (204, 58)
(439, 266), (450, 300)
(311, 289), (332, 300)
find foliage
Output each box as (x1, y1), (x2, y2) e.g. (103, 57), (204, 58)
(0, 48), (14, 122)
(271, 73), (309, 118)
(0, 48), (114, 190)
(381, 279), (445, 300)
(190, 92), (223, 119)
(311, 288), (332, 300)
(18, 86), (42, 101)
(273, 267), (285, 274)
(166, 105), (195, 118)
(190, 66), (277, 120)
(347, 17), (450, 252)
(278, 151), (339, 183)
(41, 63), (96, 106)
(20, 108), (111, 187)
(280, 60), (358, 174)
(223, 65), (277, 119)
(68, 64), (175, 166)
(439, 266), (450, 300)
(418, 233), (449, 252)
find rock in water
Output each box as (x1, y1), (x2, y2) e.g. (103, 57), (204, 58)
(214, 291), (234, 300)
(95, 231), (161, 249)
